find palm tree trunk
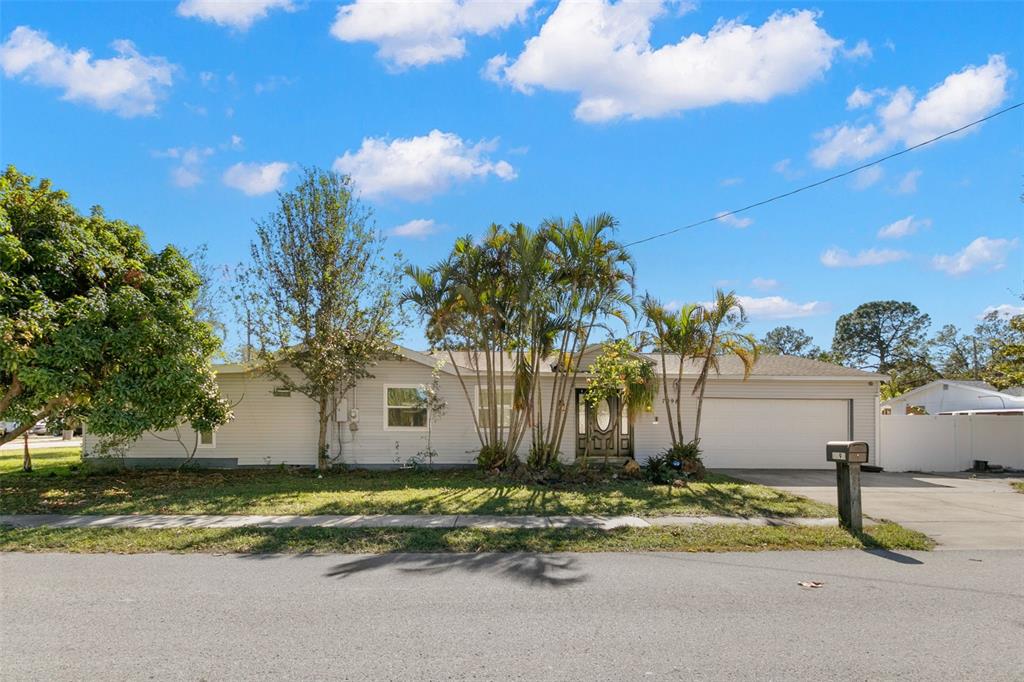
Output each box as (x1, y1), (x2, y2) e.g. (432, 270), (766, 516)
(658, 343), (676, 446)
(693, 347), (715, 444)
(674, 359), (685, 444)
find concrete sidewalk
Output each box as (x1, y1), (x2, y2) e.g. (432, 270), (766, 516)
(0, 513), (839, 531)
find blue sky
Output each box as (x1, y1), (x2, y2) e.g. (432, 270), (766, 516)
(2, 1), (1022, 351)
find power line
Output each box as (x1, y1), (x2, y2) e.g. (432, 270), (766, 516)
(623, 101), (1024, 248)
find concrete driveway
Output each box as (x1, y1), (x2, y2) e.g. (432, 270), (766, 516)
(723, 469), (1024, 550)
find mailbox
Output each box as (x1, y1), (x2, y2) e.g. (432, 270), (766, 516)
(826, 441), (869, 464)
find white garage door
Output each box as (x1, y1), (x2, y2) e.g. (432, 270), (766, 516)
(698, 398), (850, 469)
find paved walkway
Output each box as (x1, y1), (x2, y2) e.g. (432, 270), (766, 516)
(0, 513), (838, 531)
(724, 469), (1024, 550)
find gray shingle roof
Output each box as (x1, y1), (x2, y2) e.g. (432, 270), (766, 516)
(645, 353), (880, 378)
(432, 350), (881, 379)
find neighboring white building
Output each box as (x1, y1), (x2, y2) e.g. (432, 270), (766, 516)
(881, 380), (1024, 416)
(84, 346), (886, 470)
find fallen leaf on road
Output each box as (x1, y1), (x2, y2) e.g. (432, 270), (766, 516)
(798, 581), (825, 588)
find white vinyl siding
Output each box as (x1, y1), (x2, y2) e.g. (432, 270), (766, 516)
(94, 358), (882, 469)
(384, 385), (428, 430)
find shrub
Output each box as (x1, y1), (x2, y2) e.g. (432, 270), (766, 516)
(645, 440), (706, 483)
(476, 444), (510, 471)
(644, 454), (674, 484)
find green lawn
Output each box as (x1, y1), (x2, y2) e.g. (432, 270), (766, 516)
(1012, 481), (1024, 494)
(0, 523), (933, 554)
(1, 447), (835, 518)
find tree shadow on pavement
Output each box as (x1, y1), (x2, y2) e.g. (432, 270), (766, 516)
(323, 552), (589, 588)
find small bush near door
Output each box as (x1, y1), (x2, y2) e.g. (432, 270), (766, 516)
(646, 441), (706, 484)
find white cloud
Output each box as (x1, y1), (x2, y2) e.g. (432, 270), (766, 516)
(877, 215), (930, 239)
(894, 169), (922, 194)
(980, 304), (1024, 320)
(820, 247), (909, 268)
(333, 129), (516, 201)
(176, 0), (296, 31)
(222, 161), (291, 196)
(228, 134), (244, 151)
(715, 211), (753, 229)
(846, 86), (880, 110)
(842, 39), (872, 60)
(720, 177), (743, 187)
(932, 236), (1018, 276)
(155, 146), (214, 188)
(751, 277), (779, 290)
(736, 295), (829, 320)
(812, 55), (1011, 167)
(331, 0), (534, 70)
(772, 157), (802, 180)
(489, 6), (844, 122)
(851, 165), (883, 189)
(0, 26), (175, 117)
(390, 218), (439, 239)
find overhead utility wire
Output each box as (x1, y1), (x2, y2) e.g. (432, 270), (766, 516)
(622, 101), (1024, 248)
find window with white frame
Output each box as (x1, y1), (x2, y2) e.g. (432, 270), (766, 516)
(477, 386), (515, 430)
(197, 428), (216, 449)
(385, 386), (428, 429)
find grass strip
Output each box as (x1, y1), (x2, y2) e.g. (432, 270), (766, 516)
(1, 448), (835, 518)
(0, 523), (933, 554)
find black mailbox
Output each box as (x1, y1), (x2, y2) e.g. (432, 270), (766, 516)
(826, 441), (869, 464)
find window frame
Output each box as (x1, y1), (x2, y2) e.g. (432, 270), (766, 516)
(475, 385), (516, 431)
(383, 384), (430, 431)
(197, 428), (217, 449)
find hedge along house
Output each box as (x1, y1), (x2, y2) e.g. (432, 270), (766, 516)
(83, 345), (886, 469)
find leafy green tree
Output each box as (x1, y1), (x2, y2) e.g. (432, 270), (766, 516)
(0, 166), (231, 469)
(760, 326), (821, 358)
(929, 323), (984, 380)
(582, 338), (658, 464)
(832, 301), (931, 373)
(983, 314), (1024, 390)
(184, 244), (230, 348)
(234, 168), (404, 470)
(692, 290), (759, 443)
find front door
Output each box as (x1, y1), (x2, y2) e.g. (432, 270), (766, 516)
(575, 389), (633, 459)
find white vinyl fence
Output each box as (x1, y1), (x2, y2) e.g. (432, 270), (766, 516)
(879, 415), (1024, 472)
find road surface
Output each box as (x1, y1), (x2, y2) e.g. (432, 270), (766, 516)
(2, 550), (1021, 680)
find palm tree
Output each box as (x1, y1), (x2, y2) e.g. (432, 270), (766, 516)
(403, 215), (637, 471)
(642, 296), (704, 446)
(540, 214), (634, 461)
(692, 290), (760, 443)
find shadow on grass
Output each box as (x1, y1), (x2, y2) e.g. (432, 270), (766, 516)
(322, 552), (588, 588)
(1, 462), (831, 519)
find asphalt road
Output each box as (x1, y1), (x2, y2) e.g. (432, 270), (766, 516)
(2, 550), (1022, 681)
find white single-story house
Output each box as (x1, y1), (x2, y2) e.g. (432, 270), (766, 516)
(84, 346), (886, 469)
(881, 380), (1024, 416)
